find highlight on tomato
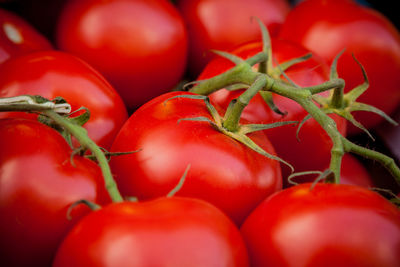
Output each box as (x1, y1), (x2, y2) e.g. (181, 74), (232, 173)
(0, 8), (53, 64)
(56, 0), (188, 111)
(0, 50), (128, 149)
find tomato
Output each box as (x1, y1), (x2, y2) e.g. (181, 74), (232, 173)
(53, 197), (249, 267)
(241, 183), (400, 266)
(56, 0), (188, 111)
(110, 91), (282, 225)
(198, 39), (347, 184)
(279, 0), (400, 134)
(0, 50), (128, 149)
(0, 118), (111, 267)
(176, 0), (291, 76)
(0, 8), (53, 64)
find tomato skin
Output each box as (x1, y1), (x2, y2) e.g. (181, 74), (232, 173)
(56, 0), (188, 111)
(240, 183), (400, 267)
(177, 0), (291, 76)
(198, 39), (347, 184)
(279, 0), (400, 134)
(53, 197), (249, 267)
(0, 50), (128, 149)
(0, 8), (53, 64)
(110, 91), (282, 225)
(0, 119), (111, 267)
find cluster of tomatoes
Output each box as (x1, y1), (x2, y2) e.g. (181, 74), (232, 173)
(1, 0), (400, 266)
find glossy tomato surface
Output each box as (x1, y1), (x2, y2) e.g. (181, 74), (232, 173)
(0, 50), (128, 149)
(241, 183), (400, 267)
(279, 0), (400, 134)
(53, 197), (249, 267)
(177, 0), (291, 76)
(110, 91), (282, 225)
(198, 39), (347, 184)
(0, 8), (52, 64)
(56, 0), (188, 111)
(0, 118), (111, 267)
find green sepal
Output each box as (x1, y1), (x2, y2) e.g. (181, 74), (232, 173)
(239, 121), (298, 135)
(287, 170), (323, 186)
(211, 49), (244, 65)
(223, 129), (294, 173)
(296, 114), (313, 141)
(66, 199), (101, 220)
(259, 90), (287, 116)
(167, 164), (191, 198)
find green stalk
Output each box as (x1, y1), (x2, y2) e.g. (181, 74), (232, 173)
(223, 75), (267, 132)
(43, 110), (124, 202)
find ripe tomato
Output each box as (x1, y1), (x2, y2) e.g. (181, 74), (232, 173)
(56, 0), (188, 111)
(0, 50), (128, 149)
(0, 8), (53, 64)
(0, 118), (111, 267)
(53, 197), (249, 267)
(198, 39), (347, 184)
(241, 183), (400, 266)
(176, 0), (291, 76)
(279, 0), (400, 134)
(110, 91), (282, 225)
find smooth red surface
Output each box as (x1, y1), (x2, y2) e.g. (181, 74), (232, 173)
(279, 0), (400, 134)
(0, 8), (52, 64)
(177, 0), (291, 76)
(53, 197), (249, 267)
(198, 39), (347, 184)
(110, 91), (282, 225)
(0, 119), (111, 266)
(56, 0), (188, 110)
(0, 50), (128, 149)
(241, 183), (400, 267)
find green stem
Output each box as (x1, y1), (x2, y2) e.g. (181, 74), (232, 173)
(303, 78), (345, 95)
(190, 63), (258, 95)
(223, 75), (267, 132)
(331, 86), (345, 108)
(43, 110), (124, 202)
(342, 138), (400, 185)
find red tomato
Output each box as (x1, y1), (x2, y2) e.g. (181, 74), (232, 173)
(0, 8), (53, 64)
(0, 118), (111, 267)
(56, 0), (188, 111)
(0, 50), (128, 149)
(198, 39), (347, 185)
(53, 197), (249, 267)
(279, 0), (400, 134)
(241, 183), (400, 266)
(110, 91), (282, 225)
(177, 0), (291, 76)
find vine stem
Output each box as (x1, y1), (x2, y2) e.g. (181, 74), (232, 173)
(43, 110), (124, 202)
(190, 62), (400, 185)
